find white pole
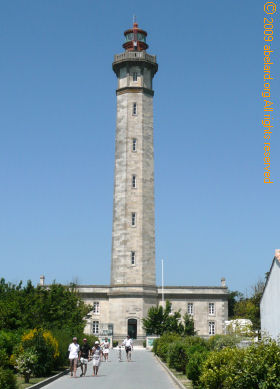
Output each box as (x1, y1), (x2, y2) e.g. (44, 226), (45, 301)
(161, 259), (164, 304)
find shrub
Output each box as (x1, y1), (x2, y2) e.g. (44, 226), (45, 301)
(167, 340), (188, 372)
(0, 350), (9, 367)
(15, 349), (38, 383)
(199, 339), (280, 389)
(154, 333), (181, 362)
(113, 340), (118, 348)
(185, 347), (209, 386)
(143, 340), (146, 348)
(19, 329), (59, 376)
(0, 367), (17, 389)
(199, 347), (243, 389)
(208, 334), (240, 351)
(0, 330), (22, 357)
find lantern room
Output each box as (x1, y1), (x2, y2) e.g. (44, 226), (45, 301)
(123, 22), (148, 51)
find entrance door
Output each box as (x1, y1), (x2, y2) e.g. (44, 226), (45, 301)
(127, 319), (137, 339)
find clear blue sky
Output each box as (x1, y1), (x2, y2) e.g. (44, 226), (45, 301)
(1, 0), (279, 294)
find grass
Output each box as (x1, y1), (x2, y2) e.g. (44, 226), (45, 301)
(16, 369), (66, 389)
(169, 367), (193, 389)
(17, 375), (45, 389)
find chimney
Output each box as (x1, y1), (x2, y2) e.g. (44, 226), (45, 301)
(40, 275), (45, 286)
(275, 249), (280, 262)
(221, 277), (226, 287)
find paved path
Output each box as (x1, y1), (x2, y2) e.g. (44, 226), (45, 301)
(45, 350), (178, 389)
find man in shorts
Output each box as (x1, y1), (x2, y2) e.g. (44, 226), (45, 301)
(68, 337), (80, 377)
(79, 338), (91, 377)
(122, 335), (133, 362)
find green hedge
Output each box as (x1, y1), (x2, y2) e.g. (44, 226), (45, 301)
(199, 339), (280, 389)
(0, 367), (17, 389)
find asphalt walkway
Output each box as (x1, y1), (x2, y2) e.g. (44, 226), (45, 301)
(44, 349), (178, 389)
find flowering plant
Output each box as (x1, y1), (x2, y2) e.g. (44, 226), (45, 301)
(15, 349), (38, 383)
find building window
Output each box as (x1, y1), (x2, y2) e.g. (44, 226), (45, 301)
(209, 303), (215, 315)
(131, 251), (136, 265)
(132, 175), (136, 188)
(209, 321), (215, 335)
(133, 102), (137, 115)
(131, 212), (136, 226)
(187, 303), (193, 315)
(92, 321), (99, 334)
(132, 138), (137, 152)
(133, 72), (137, 81)
(93, 301), (99, 314)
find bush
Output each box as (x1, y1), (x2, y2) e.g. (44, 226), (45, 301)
(15, 349), (38, 383)
(113, 340), (118, 348)
(208, 334), (240, 351)
(19, 329), (59, 376)
(199, 339), (280, 389)
(0, 367), (17, 389)
(0, 350), (9, 367)
(0, 330), (22, 357)
(143, 340), (146, 348)
(185, 347), (209, 386)
(167, 340), (188, 372)
(154, 333), (181, 362)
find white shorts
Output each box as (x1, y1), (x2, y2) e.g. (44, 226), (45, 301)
(103, 349), (109, 354)
(92, 358), (100, 367)
(80, 358), (88, 364)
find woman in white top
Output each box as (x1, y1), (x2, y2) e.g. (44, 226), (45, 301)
(68, 337), (80, 377)
(91, 341), (103, 376)
(102, 337), (110, 362)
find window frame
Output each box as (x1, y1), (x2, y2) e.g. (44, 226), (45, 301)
(131, 212), (136, 227)
(187, 302), (193, 315)
(93, 301), (100, 315)
(133, 72), (138, 82)
(208, 321), (215, 335)
(92, 320), (99, 335)
(132, 175), (136, 188)
(209, 303), (215, 315)
(132, 102), (137, 115)
(132, 138), (137, 152)
(131, 251), (136, 265)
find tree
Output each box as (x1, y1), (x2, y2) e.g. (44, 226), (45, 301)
(183, 312), (196, 336)
(0, 278), (91, 334)
(232, 279), (265, 331)
(142, 300), (193, 336)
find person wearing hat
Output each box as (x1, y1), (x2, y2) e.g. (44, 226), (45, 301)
(79, 338), (91, 377)
(68, 337), (80, 377)
(91, 341), (103, 376)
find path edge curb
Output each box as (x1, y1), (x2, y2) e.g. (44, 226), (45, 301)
(27, 369), (70, 389)
(154, 354), (187, 389)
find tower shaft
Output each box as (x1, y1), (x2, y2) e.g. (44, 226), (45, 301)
(111, 45), (158, 287)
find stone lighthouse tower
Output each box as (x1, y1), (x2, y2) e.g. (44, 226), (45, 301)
(109, 22), (158, 339)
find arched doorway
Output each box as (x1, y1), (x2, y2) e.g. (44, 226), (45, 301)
(127, 319), (137, 339)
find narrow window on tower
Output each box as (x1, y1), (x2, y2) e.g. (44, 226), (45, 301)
(131, 212), (136, 226)
(133, 72), (138, 81)
(132, 102), (137, 115)
(131, 251), (136, 265)
(132, 138), (137, 152)
(132, 175), (136, 188)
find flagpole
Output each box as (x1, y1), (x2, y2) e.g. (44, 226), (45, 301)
(161, 259), (164, 304)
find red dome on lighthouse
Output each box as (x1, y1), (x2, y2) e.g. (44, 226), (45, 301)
(123, 22), (149, 52)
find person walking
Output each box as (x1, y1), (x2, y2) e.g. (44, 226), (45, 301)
(79, 338), (91, 377)
(122, 335), (133, 362)
(102, 337), (110, 362)
(91, 341), (103, 376)
(68, 337), (80, 377)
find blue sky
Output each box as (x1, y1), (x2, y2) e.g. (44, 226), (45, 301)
(0, 0), (279, 294)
